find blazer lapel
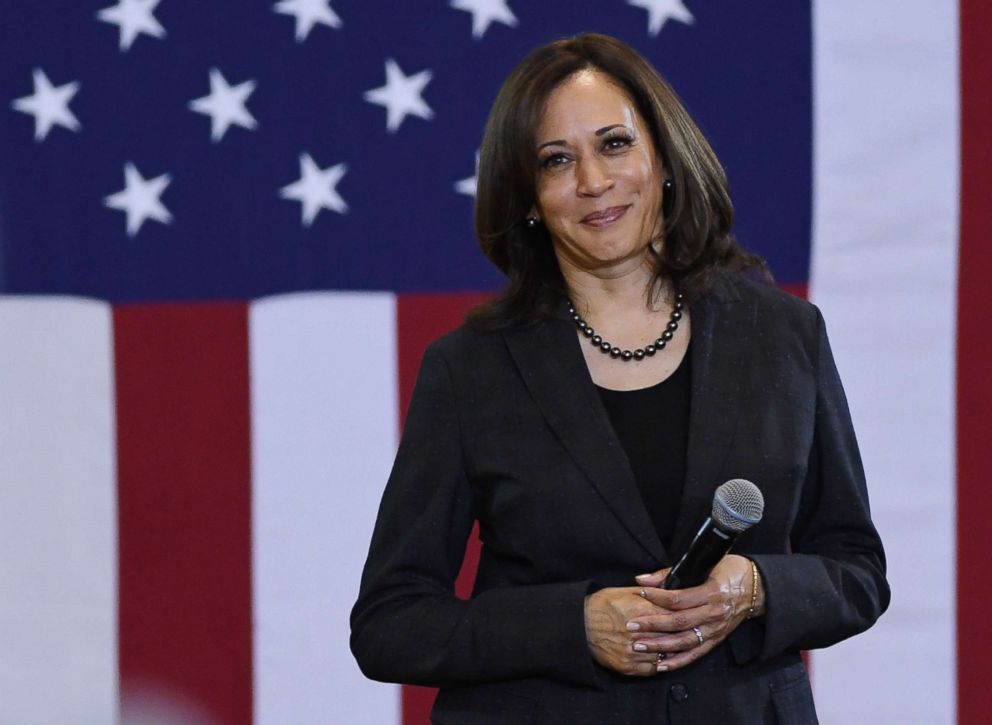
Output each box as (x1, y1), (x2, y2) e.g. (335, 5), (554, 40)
(502, 309), (667, 563)
(668, 276), (749, 559)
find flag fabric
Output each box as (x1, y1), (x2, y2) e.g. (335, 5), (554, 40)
(0, 1), (982, 723)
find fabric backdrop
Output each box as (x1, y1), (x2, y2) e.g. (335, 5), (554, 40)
(0, 1), (985, 723)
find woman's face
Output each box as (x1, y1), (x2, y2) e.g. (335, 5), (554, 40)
(532, 70), (664, 275)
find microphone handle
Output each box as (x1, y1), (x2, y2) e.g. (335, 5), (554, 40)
(662, 517), (740, 590)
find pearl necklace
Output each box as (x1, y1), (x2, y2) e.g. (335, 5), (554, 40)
(567, 293), (684, 362)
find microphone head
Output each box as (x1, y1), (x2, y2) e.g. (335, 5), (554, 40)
(712, 479), (764, 533)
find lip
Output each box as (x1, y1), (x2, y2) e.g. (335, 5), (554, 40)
(581, 205), (630, 227)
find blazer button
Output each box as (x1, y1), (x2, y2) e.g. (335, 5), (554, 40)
(669, 683), (689, 702)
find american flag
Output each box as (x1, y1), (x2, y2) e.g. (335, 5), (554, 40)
(0, 1), (984, 723)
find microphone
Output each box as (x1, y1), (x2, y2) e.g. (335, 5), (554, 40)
(662, 479), (764, 590)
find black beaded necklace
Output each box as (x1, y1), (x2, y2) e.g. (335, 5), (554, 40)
(567, 293), (684, 362)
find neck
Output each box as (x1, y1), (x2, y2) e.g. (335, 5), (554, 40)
(559, 251), (667, 319)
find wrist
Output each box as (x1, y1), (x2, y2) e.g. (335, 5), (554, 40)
(745, 558), (766, 618)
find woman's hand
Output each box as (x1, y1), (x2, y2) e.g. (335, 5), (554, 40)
(627, 555), (762, 672)
(584, 587), (670, 676)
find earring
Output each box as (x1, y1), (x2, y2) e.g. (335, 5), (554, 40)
(525, 216), (538, 228)
(662, 178), (674, 192)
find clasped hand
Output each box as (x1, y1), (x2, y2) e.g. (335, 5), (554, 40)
(583, 554), (754, 676)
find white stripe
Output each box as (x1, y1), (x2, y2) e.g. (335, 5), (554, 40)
(0, 297), (119, 724)
(250, 292), (401, 725)
(809, 2), (958, 722)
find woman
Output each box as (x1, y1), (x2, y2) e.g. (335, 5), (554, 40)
(351, 33), (888, 724)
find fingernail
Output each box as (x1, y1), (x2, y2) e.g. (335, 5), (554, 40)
(635, 573), (651, 580)
(656, 663), (668, 672)
(633, 642), (647, 651)
(626, 622), (640, 631)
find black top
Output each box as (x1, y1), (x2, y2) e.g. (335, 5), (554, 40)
(596, 348), (691, 552)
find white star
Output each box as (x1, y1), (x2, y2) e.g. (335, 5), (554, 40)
(11, 69), (81, 142)
(363, 59), (434, 134)
(97, 0), (166, 52)
(104, 162), (173, 237)
(455, 151), (480, 197)
(273, 0), (341, 42)
(450, 0), (518, 39)
(188, 68), (258, 142)
(627, 0), (694, 37)
(280, 153), (348, 226)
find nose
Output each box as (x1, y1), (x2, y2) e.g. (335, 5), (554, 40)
(576, 155), (613, 197)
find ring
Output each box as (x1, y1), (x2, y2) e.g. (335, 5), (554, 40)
(639, 588), (647, 598)
(657, 652), (666, 662)
(692, 626), (704, 645)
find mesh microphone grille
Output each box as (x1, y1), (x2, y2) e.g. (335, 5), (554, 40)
(711, 479), (764, 533)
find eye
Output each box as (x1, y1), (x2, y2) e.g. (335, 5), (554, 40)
(602, 133), (634, 152)
(539, 153), (570, 170)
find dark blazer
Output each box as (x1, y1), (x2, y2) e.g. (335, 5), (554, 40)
(351, 274), (889, 724)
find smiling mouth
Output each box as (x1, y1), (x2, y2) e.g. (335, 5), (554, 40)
(581, 205), (630, 227)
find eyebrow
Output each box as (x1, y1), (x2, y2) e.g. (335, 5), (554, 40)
(595, 123), (627, 136)
(536, 124), (630, 152)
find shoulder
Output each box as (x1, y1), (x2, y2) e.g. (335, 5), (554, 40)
(417, 320), (524, 392)
(414, 319), (551, 425)
(702, 272), (827, 371)
(425, 321), (506, 366)
(710, 271), (822, 334)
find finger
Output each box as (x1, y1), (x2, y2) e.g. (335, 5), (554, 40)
(654, 638), (718, 672)
(627, 588), (671, 619)
(632, 625), (716, 655)
(631, 634), (693, 654)
(634, 569), (670, 587)
(621, 655), (667, 678)
(632, 651), (664, 665)
(627, 604), (710, 633)
(639, 597), (735, 628)
(638, 582), (714, 611)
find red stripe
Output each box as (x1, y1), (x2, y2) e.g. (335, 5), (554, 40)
(396, 292), (491, 725)
(958, 3), (992, 722)
(114, 304), (253, 725)
(779, 281), (807, 300)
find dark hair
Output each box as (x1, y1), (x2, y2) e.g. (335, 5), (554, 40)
(469, 33), (769, 328)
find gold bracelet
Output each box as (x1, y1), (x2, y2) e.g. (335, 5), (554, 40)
(747, 559), (759, 619)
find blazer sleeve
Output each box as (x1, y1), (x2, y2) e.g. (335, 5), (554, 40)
(350, 342), (600, 689)
(746, 307), (891, 660)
